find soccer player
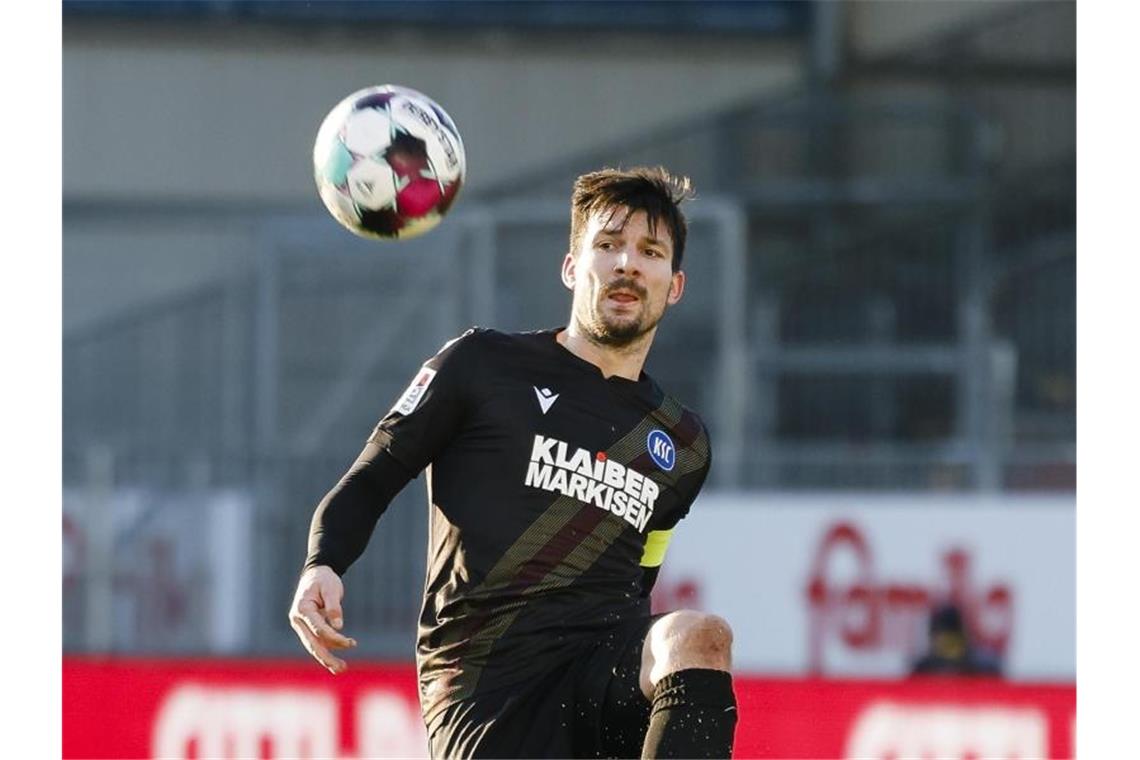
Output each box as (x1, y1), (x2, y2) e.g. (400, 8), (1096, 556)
(289, 167), (737, 758)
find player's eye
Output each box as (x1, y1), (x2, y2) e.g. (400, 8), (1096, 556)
(597, 240), (614, 251)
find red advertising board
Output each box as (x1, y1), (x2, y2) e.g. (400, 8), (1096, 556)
(63, 657), (1074, 759)
(735, 677), (1074, 759)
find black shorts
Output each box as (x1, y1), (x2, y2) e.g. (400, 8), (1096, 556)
(426, 614), (660, 758)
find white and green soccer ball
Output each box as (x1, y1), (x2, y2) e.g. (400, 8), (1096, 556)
(313, 85), (466, 241)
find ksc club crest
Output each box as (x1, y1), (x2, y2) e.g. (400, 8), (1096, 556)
(647, 430), (676, 471)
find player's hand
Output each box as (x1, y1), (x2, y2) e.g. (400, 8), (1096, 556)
(288, 565), (357, 674)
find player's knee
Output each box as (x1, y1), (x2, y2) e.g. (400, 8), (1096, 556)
(656, 611), (734, 671)
(684, 613), (733, 668)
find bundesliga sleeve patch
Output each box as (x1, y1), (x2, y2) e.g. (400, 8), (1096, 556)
(392, 367), (437, 415)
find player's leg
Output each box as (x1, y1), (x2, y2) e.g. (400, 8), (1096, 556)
(426, 667), (578, 758)
(571, 615), (658, 758)
(637, 609), (737, 758)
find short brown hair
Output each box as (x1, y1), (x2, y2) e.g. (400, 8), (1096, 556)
(568, 166), (695, 272)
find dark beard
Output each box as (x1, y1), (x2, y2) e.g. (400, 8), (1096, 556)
(581, 314), (645, 346)
(574, 278), (658, 347)
(575, 303), (653, 347)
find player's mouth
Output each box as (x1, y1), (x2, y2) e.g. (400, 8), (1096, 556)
(603, 282), (645, 305)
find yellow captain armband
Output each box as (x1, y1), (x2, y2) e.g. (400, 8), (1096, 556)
(639, 529), (674, 568)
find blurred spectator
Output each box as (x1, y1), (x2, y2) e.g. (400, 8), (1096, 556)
(910, 603), (1003, 677)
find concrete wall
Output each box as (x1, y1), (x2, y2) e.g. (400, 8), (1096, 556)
(844, 1), (1074, 179)
(847, 0), (1017, 58)
(64, 20), (803, 203)
(63, 19), (803, 331)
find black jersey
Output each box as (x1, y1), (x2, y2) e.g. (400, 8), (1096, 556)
(367, 327), (712, 724)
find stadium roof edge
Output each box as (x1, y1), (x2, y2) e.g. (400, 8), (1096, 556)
(62, 0), (811, 38)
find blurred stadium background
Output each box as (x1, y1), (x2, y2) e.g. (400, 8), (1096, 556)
(62, 1), (1075, 757)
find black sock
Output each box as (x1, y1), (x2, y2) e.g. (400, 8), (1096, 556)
(641, 668), (737, 759)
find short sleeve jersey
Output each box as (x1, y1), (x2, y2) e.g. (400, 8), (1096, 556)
(368, 327), (713, 724)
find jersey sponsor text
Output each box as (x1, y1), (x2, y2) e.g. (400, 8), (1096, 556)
(524, 434), (658, 532)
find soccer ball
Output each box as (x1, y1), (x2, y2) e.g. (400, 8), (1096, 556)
(313, 85), (466, 241)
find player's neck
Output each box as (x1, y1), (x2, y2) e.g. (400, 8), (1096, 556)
(557, 326), (653, 381)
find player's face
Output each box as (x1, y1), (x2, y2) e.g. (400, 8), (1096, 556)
(562, 208), (685, 347)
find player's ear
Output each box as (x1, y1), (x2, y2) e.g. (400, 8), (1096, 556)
(666, 270), (686, 305)
(560, 252), (577, 291)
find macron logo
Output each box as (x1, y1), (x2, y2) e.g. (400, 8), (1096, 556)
(534, 386), (559, 415)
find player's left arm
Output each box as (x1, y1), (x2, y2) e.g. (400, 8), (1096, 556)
(638, 530), (672, 597)
(638, 425), (713, 597)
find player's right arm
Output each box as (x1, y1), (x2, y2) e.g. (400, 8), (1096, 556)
(290, 442), (414, 673)
(289, 328), (484, 672)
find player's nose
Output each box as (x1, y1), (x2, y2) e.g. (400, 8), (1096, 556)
(613, 250), (639, 274)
